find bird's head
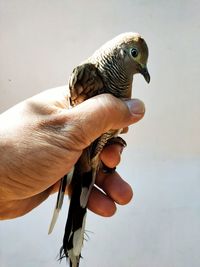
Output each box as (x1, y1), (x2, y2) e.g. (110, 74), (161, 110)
(117, 32), (150, 83)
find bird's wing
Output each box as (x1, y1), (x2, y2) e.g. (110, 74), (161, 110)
(48, 63), (104, 235)
(68, 63), (104, 106)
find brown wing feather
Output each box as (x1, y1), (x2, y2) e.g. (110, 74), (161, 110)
(68, 63), (104, 106)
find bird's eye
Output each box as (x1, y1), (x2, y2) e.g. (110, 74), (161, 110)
(131, 48), (139, 58)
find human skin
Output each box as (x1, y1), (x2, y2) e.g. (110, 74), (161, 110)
(0, 86), (145, 220)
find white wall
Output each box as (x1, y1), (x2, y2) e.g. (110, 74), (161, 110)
(0, 1), (200, 267)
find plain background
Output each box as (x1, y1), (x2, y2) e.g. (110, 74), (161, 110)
(0, 1), (200, 266)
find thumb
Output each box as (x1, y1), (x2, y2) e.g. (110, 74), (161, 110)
(66, 94), (145, 147)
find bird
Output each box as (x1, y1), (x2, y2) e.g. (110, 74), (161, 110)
(48, 32), (150, 267)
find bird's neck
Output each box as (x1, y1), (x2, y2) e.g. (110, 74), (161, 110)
(98, 54), (133, 99)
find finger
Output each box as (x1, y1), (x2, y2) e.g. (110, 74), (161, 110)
(87, 186), (116, 217)
(50, 179), (116, 217)
(95, 170), (133, 205)
(100, 144), (124, 168)
(66, 95), (145, 148)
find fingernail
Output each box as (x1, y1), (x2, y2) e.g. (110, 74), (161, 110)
(119, 145), (125, 154)
(126, 99), (145, 116)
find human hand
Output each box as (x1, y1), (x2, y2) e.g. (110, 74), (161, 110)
(0, 86), (145, 219)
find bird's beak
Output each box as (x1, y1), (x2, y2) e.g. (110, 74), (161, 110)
(139, 65), (150, 83)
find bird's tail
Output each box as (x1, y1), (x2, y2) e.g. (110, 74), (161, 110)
(60, 160), (95, 267)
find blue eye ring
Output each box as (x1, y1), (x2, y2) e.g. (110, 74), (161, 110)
(131, 47), (139, 58)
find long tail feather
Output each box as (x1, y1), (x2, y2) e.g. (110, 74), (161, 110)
(48, 175), (67, 234)
(60, 164), (95, 267)
(48, 167), (74, 234)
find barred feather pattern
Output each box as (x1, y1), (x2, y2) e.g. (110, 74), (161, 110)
(89, 48), (132, 99)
